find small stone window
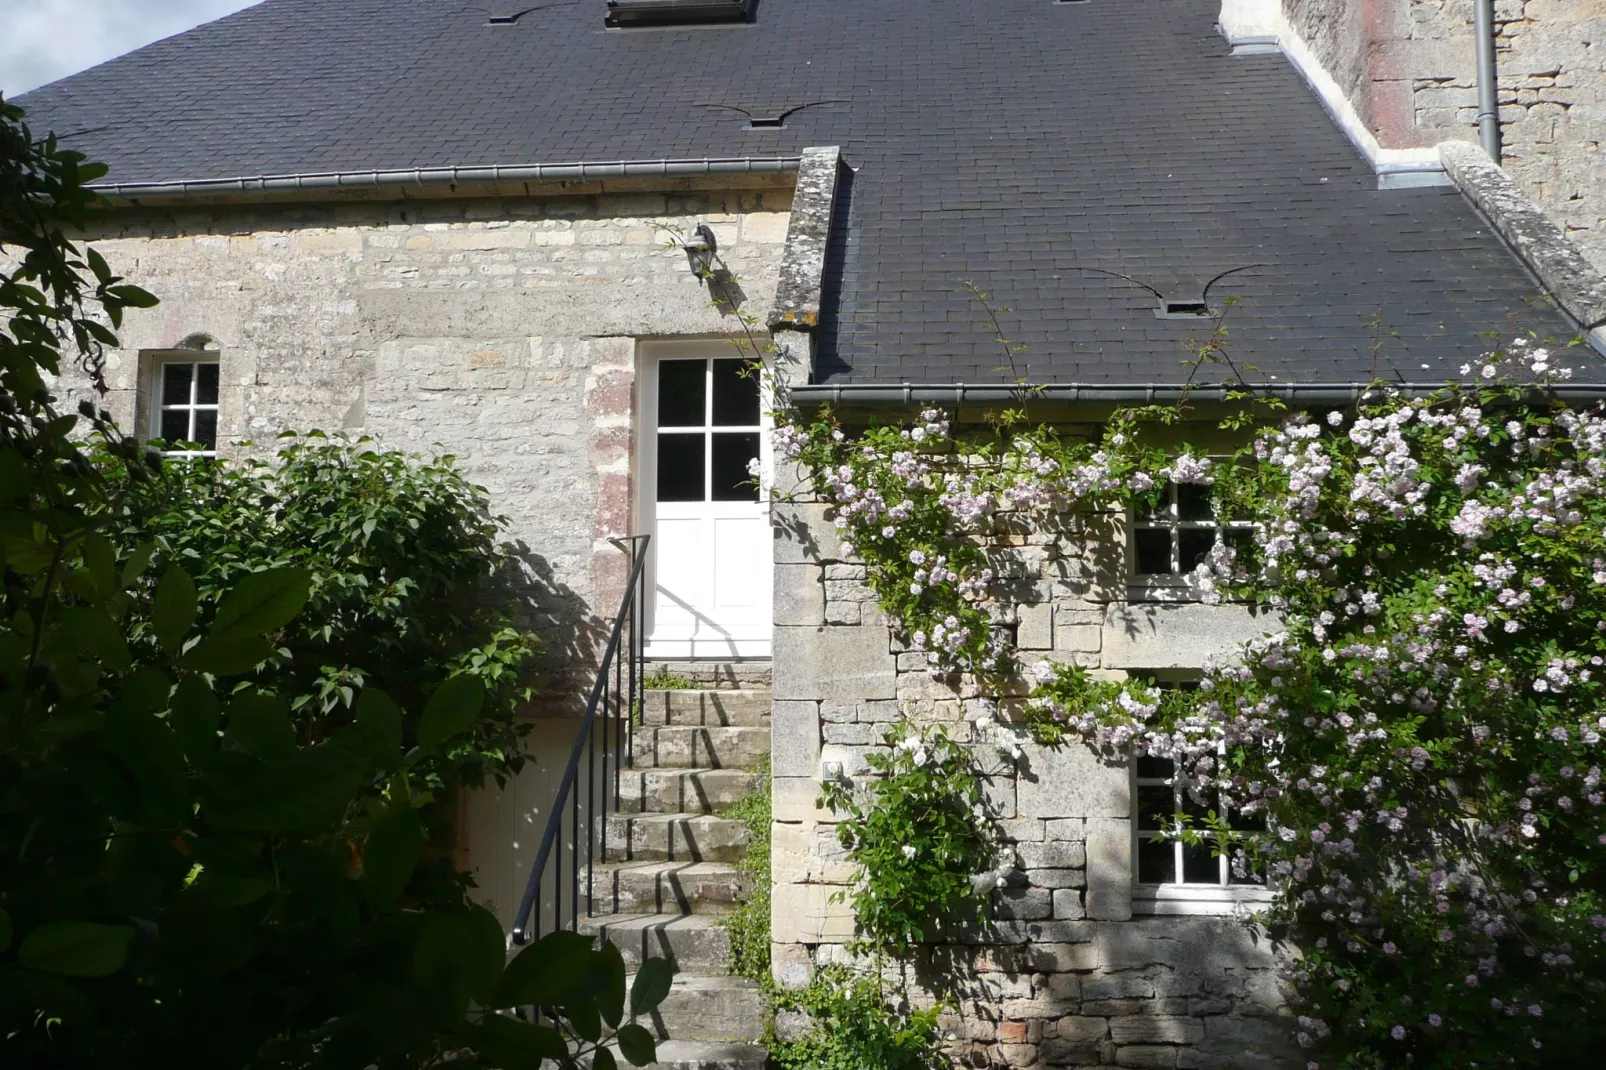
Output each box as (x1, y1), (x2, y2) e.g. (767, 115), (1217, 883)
(148, 354), (220, 457)
(1129, 478), (1253, 580)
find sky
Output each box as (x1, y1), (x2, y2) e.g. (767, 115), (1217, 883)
(2, 0), (263, 98)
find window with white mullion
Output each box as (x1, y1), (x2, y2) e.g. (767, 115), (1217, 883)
(153, 358), (220, 457)
(1130, 676), (1265, 892)
(1130, 477), (1254, 579)
(655, 356), (762, 505)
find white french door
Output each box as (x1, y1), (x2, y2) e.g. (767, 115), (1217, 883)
(639, 342), (772, 659)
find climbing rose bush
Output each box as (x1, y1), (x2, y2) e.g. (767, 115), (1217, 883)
(778, 337), (1605, 1068)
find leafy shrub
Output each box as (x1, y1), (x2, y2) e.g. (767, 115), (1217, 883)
(0, 97), (666, 1070)
(102, 432), (541, 789)
(769, 966), (949, 1070)
(819, 722), (1002, 953)
(784, 334), (1606, 1066)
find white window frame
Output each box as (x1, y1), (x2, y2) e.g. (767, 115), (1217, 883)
(147, 353), (220, 458)
(1127, 672), (1273, 916)
(1127, 476), (1255, 600)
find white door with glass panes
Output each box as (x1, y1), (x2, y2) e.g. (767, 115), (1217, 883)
(640, 343), (772, 659)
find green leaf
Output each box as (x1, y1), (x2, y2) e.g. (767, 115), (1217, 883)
(105, 707), (190, 825)
(592, 1045), (618, 1070)
(107, 284), (159, 308)
(615, 1023), (658, 1067)
(211, 567), (311, 638)
(0, 910), (11, 954)
(361, 803), (422, 911)
(462, 905), (508, 1003)
(416, 674), (485, 750)
(120, 541), (157, 588)
(593, 941), (626, 1029)
(17, 922), (134, 977)
(414, 906), (507, 1011)
(57, 605), (131, 672)
(629, 956), (674, 1017)
(181, 634), (273, 676)
(225, 692), (296, 760)
(565, 995), (602, 1043)
(494, 930), (594, 1008)
(170, 675), (220, 760)
(355, 687), (404, 758)
(152, 564), (198, 653)
(472, 1015), (568, 1069)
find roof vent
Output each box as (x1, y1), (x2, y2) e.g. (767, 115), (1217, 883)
(1157, 300), (1211, 319)
(605, 0), (752, 27)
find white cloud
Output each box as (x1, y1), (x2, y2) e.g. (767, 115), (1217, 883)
(2, 0), (263, 97)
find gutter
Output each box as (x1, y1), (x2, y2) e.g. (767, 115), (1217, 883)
(788, 381), (1606, 407)
(89, 156), (802, 200)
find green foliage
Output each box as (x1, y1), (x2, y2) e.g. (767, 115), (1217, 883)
(722, 757), (771, 981)
(786, 332), (1606, 1066)
(641, 666), (699, 690)
(768, 966), (949, 1070)
(102, 432), (541, 789)
(819, 722), (1001, 953)
(0, 98), (658, 1069)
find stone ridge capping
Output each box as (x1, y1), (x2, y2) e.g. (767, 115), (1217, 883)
(1440, 140), (1606, 352)
(767, 146), (844, 334)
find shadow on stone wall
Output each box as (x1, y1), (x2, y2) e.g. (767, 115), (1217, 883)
(496, 542), (607, 718)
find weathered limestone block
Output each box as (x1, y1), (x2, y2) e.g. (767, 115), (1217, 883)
(772, 502), (842, 563)
(1109, 1016), (1205, 1045)
(771, 699), (822, 778)
(1101, 603), (1281, 669)
(774, 563), (825, 627)
(773, 623), (897, 703)
(1017, 603), (1056, 650)
(771, 882), (855, 943)
(1086, 818), (1134, 921)
(1018, 742), (1129, 821)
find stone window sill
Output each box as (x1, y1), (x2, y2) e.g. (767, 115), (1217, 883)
(1131, 884), (1274, 916)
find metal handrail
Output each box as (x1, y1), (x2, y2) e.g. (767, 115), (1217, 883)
(511, 534), (651, 945)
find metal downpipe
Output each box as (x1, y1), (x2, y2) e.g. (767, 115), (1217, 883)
(1474, 0), (1502, 162)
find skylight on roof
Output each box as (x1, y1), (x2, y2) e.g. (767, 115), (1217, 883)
(605, 0), (752, 27)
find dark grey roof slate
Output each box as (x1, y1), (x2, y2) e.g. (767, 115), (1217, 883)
(16, 0), (1594, 386)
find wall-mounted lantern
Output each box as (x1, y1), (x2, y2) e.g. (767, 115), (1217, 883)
(682, 223), (718, 278)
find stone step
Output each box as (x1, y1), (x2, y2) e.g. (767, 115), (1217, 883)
(588, 860), (749, 916)
(579, 913), (732, 974)
(643, 689), (772, 727)
(633, 974), (768, 1044)
(604, 813), (750, 863)
(630, 726), (771, 770)
(619, 768), (760, 815)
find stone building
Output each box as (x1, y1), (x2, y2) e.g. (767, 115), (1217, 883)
(16, 0), (1606, 1067)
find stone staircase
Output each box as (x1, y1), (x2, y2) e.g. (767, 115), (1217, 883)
(581, 687), (772, 1070)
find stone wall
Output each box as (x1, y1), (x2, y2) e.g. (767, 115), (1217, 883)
(769, 458), (1297, 1069)
(1280, 0), (1606, 272)
(76, 185), (792, 693)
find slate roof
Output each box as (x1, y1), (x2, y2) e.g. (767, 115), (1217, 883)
(16, 0), (1595, 386)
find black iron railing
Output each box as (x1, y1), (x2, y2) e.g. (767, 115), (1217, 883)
(511, 534), (651, 945)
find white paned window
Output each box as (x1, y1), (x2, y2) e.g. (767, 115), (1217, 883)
(151, 357), (220, 457)
(1129, 676), (1272, 915)
(1129, 479), (1253, 579)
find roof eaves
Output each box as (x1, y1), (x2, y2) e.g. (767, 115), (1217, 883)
(89, 156), (803, 202)
(788, 382), (1606, 408)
